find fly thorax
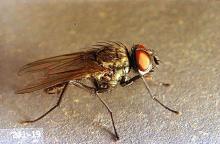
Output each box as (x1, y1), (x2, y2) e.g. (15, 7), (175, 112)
(109, 68), (127, 87)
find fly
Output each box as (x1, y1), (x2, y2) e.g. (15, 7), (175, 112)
(16, 41), (180, 140)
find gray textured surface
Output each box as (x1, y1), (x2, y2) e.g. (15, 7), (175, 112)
(0, 0), (220, 143)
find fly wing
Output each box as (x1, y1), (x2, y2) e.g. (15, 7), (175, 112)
(18, 51), (92, 75)
(16, 49), (109, 94)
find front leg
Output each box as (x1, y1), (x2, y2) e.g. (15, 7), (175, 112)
(120, 75), (141, 87)
(120, 75), (170, 87)
(145, 75), (171, 87)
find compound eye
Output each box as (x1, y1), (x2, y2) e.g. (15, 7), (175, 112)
(135, 49), (150, 72)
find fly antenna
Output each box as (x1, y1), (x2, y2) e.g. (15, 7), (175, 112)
(141, 76), (180, 115)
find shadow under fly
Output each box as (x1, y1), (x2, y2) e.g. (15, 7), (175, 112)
(16, 41), (180, 140)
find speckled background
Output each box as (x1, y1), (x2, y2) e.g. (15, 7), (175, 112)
(0, 0), (220, 143)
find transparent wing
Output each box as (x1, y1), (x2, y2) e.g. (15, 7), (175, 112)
(16, 50), (109, 94)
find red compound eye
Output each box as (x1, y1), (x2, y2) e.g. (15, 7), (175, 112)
(135, 49), (150, 72)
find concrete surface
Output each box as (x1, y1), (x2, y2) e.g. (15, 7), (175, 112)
(0, 0), (220, 143)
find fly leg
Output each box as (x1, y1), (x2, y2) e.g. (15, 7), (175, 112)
(93, 79), (119, 140)
(70, 80), (109, 94)
(120, 75), (141, 87)
(141, 77), (180, 114)
(94, 92), (119, 140)
(44, 83), (66, 94)
(20, 82), (69, 123)
(145, 75), (170, 87)
(93, 79), (110, 93)
(120, 75), (170, 87)
(70, 80), (96, 93)
(121, 75), (179, 115)
(72, 80), (119, 140)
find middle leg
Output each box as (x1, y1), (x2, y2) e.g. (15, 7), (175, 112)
(71, 80), (120, 140)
